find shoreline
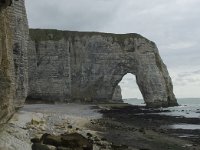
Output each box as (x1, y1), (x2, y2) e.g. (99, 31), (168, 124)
(0, 103), (199, 150)
(91, 103), (200, 150)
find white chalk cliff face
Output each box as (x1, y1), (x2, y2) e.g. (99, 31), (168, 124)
(10, 0), (29, 108)
(0, 0), (15, 124)
(0, 0), (29, 124)
(28, 29), (178, 107)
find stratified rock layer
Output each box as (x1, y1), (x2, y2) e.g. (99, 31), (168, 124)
(9, 0), (29, 107)
(0, 0), (15, 124)
(28, 29), (178, 107)
(0, 0), (29, 124)
(28, 37), (71, 102)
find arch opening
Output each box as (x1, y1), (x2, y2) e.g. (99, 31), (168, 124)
(117, 73), (145, 106)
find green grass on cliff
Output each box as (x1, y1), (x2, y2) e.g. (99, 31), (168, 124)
(29, 29), (154, 45)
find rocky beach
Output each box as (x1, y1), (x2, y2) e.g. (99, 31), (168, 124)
(0, 102), (200, 150)
(0, 103), (102, 150)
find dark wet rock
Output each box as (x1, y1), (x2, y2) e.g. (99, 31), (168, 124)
(93, 136), (100, 142)
(32, 143), (51, 150)
(67, 125), (73, 129)
(90, 120), (95, 125)
(35, 133), (93, 150)
(111, 144), (129, 150)
(101, 137), (107, 141)
(61, 133), (92, 149)
(31, 138), (41, 143)
(139, 128), (146, 134)
(57, 147), (72, 150)
(86, 133), (92, 138)
(43, 134), (62, 147)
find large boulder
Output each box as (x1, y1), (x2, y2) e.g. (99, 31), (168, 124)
(31, 133), (93, 150)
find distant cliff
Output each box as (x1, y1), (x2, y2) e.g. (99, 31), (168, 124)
(28, 29), (177, 107)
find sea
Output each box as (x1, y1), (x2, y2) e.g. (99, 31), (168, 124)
(123, 98), (200, 130)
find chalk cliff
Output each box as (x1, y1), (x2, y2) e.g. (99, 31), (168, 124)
(28, 29), (177, 107)
(10, 0), (29, 107)
(0, 0), (29, 124)
(28, 35), (71, 102)
(0, 0), (14, 124)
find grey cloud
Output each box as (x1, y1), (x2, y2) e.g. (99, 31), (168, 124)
(185, 78), (200, 83)
(177, 70), (200, 78)
(173, 69), (200, 87)
(177, 73), (191, 78)
(192, 70), (200, 74)
(26, 0), (123, 31)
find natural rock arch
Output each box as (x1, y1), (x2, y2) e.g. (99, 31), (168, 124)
(28, 29), (178, 107)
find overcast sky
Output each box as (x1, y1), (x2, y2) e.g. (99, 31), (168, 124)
(25, 0), (200, 99)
